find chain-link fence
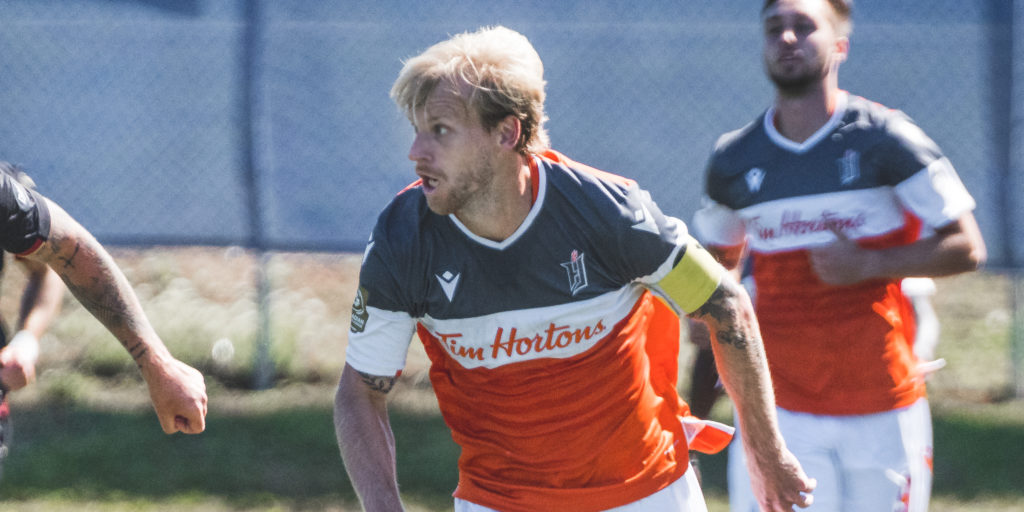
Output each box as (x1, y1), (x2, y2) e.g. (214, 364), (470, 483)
(0, 0), (1019, 389)
(0, 0), (1016, 259)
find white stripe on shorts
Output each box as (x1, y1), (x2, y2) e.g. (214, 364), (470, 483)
(454, 466), (707, 512)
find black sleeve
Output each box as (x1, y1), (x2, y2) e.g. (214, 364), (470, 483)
(0, 172), (50, 255)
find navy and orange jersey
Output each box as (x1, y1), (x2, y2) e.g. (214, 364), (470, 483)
(346, 150), (722, 512)
(693, 92), (976, 416)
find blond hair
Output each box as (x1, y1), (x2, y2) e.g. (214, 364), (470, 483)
(390, 26), (550, 154)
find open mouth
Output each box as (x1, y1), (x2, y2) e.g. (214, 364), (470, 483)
(421, 177), (440, 192)
(418, 173), (441, 193)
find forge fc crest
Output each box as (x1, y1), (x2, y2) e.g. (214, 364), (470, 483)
(561, 250), (589, 296)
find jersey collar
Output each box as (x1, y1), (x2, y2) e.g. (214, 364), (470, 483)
(764, 91), (849, 154)
(448, 156), (546, 250)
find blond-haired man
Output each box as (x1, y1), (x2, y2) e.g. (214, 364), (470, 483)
(335, 26), (813, 512)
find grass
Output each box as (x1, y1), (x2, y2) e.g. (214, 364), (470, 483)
(0, 247), (1020, 510)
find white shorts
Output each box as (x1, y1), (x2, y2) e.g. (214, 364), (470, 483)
(728, 398), (933, 512)
(454, 467), (707, 512)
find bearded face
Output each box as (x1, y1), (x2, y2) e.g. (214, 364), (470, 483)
(762, 0), (845, 97)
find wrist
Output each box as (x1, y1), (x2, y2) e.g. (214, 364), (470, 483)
(8, 330), (40, 364)
(739, 420), (788, 462)
(134, 342), (173, 376)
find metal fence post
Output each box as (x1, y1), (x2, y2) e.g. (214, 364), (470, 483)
(1012, 273), (1024, 398)
(1012, 0), (1023, 399)
(243, 0), (275, 389)
(254, 251), (275, 390)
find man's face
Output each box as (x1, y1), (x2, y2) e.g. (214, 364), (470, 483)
(407, 86), (499, 216)
(762, 0), (845, 95)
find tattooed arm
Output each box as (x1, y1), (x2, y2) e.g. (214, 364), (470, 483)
(24, 198), (207, 434)
(334, 362), (404, 511)
(689, 276), (815, 511)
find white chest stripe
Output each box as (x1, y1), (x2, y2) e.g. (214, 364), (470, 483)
(738, 187), (906, 252)
(420, 286), (645, 369)
(894, 159), (976, 229)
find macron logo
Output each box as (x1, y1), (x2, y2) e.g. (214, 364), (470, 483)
(436, 270), (461, 302)
(631, 204), (659, 235)
(746, 167), (766, 193)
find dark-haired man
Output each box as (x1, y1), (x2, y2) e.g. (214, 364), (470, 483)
(694, 1), (985, 510)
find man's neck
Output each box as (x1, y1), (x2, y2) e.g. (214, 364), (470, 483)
(772, 84), (840, 144)
(455, 157), (533, 242)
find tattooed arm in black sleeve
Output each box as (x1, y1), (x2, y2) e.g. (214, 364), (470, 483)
(26, 198), (208, 434)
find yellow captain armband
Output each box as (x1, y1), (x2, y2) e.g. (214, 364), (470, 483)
(658, 236), (724, 314)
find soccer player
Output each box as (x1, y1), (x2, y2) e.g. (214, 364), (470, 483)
(692, 1), (986, 510)
(334, 26), (814, 512)
(0, 162), (66, 477)
(0, 161), (208, 446)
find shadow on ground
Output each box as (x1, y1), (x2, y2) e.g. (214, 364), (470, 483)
(0, 402), (457, 510)
(0, 398), (1020, 508)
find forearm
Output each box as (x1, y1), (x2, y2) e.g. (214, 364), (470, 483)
(29, 199), (168, 365)
(689, 278), (786, 464)
(335, 364), (404, 512)
(18, 201), (206, 433)
(17, 262), (64, 338)
(865, 221), (985, 279)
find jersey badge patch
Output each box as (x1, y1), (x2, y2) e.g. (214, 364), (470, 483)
(745, 167), (766, 193)
(436, 270), (461, 302)
(560, 250), (589, 296)
(838, 149), (861, 186)
(350, 286), (369, 333)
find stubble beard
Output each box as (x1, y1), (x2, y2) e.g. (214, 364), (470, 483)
(767, 58), (829, 98)
(426, 152), (495, 218)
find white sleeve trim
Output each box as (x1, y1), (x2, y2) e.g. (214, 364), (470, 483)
(638, 217), (688, 285)
(692, 197), (746, 247)
(344, 306), (416, 376)
(894, 158), (976, 229)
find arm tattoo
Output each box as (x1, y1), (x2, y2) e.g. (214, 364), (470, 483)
(55, 241), (80, 269)
(63, 273), (132, 333)
(358, 371), (396, 394)
(691, 283), (751, 351)
(126, 341), (149, 361)
(711, 327), (750, 351)
(46, 232), (148, 358)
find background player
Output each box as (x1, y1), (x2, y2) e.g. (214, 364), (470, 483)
(692, 1), (986, 510)
(0, 160), (208, 441)
(334, 25), (814, 512)
(0, 162), (65, 478)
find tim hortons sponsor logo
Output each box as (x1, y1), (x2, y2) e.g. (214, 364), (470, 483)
(750, 210), (866, 240)
(433, 319), (608, 363)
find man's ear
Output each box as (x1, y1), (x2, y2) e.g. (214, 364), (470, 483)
(496, 115), (522, 150)
(834, 36), (849, 65)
